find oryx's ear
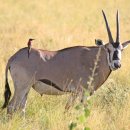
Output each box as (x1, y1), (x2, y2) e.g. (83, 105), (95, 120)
(122, 40), (130, 50)
(95, 39), (104, 46)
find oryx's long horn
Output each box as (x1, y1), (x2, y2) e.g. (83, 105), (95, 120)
(102, 10), (114, 43)
(116, 10), (120, 43)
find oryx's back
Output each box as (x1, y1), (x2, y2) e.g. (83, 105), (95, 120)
(9, 46), (103, 92)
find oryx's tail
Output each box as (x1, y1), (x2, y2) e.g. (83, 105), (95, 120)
(2, 59), (12, 109)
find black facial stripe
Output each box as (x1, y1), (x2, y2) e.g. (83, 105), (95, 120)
(113, 50), (120, 60)
(107, 49), (111, 62)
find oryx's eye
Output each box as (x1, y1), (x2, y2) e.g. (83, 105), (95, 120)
(113, 50), (119, 60)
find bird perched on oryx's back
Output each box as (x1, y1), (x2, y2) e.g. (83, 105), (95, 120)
(27, 38), (35, 58)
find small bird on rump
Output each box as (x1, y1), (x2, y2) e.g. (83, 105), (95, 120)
(27, 38), (35, 58)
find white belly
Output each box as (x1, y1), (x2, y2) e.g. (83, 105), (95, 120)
(33, 81), (66, 95)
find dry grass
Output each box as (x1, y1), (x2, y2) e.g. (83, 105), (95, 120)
(0, 0), (130, 130)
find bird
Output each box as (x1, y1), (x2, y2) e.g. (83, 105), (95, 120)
(27, 38), (35, 58)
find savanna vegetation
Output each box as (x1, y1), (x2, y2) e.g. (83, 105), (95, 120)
(0, 0), (130, 130)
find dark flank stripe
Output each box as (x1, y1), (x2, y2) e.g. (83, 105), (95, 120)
(38, 79), (64, 92)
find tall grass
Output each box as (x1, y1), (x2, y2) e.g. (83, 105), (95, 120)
(0, 0), (130, 130)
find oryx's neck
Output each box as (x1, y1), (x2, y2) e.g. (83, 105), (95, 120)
(92, 47), (112, 90)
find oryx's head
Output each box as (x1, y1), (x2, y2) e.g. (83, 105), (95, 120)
(95, 10), (130, 71)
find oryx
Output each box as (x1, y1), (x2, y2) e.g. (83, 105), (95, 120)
(2, 10), (130, 115)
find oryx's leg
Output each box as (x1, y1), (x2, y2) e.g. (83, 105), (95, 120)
(65, 93), (78, 110)
(7, 84), (30, 116)
(8, 65), (36, 116)
(65, 84), (83, 110)
(80, 91), (86, 103)
(19, 93), (28, 116)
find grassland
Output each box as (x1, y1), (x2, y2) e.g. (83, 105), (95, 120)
(0, 0), (130, 130)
